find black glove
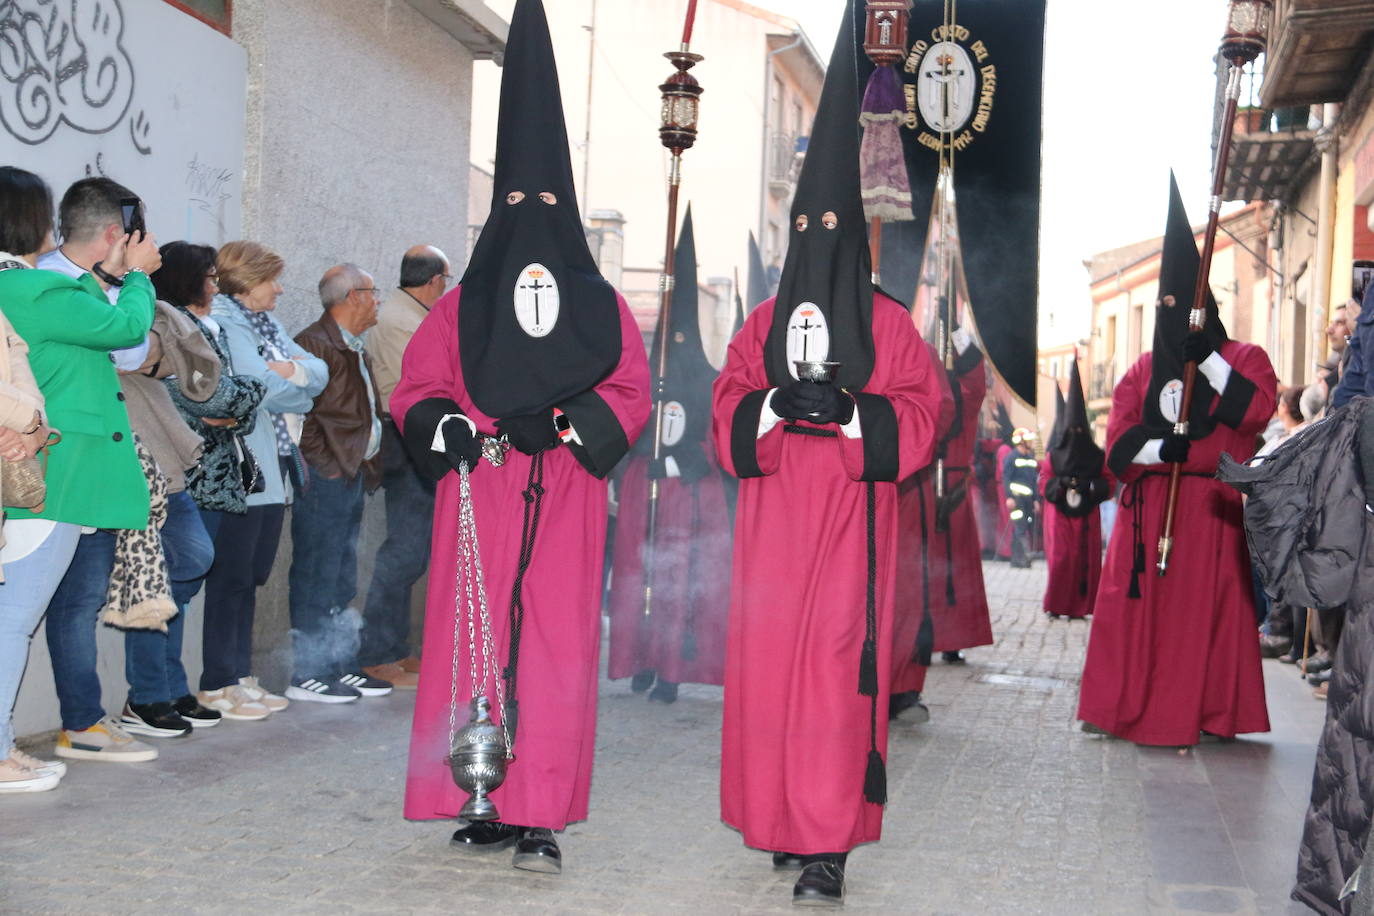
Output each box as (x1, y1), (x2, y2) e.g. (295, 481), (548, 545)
(771, 381), (855, 425)
(1181, 331), (1215, 365)
(770, 381), (827, 421)
(646, 457), (669, 479)
(1160, 433), (1191, 464)
(442, 417), (482, 471)
(497, 410), (557, 455)
(672, 448), (712, 484)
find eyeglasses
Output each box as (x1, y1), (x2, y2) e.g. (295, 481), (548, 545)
(353, 287), (382, 300)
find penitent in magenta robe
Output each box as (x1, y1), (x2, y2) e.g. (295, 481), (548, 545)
(714, 294), (941, 855)
(994, 443), (1013, 559)
(890, 342), (953, 696)
(394, 287), (649, 829)
(607, 443), (731, 686)
(1077, 343), (1275, 746)
(1039, 460), (1105, 619)
(928, 352), (994, 653)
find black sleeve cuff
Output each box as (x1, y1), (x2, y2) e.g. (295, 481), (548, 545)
(853, 393), (900, 482)
(952, 344), (984, 378)
(1107, 425), (1152, 478)
(559, 390), (630, 480)
(730, 390), (771, 479)
(1213, 370), (1258, 430)
(403, 397), (463, 481)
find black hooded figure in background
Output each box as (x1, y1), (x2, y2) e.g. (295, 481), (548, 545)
(392, 0), (650, 875)
(1077, 174), (1277, 746)
(1041, 359), (1111, 619)
(710, 0), (945, 906)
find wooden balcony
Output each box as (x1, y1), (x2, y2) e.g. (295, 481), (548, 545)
(1260, 0), (1374, 107)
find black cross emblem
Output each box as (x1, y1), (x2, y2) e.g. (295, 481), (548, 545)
(795, 317), (817, 360)
(525, 276), (549, 326)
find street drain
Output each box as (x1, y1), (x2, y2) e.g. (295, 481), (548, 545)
(974, 673), (1067, 691)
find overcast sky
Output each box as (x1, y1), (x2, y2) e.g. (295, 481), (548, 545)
(786, 0), (1226, 344)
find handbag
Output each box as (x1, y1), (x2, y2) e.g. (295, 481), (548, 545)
(2, 430), (61, 512)
(233, 433), (266, 495)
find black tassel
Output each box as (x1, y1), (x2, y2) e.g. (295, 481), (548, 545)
(680, 629), (697, 662)
(858, 639), (879, 697)
(1128, 543), (1145, 599)
(914, 609), (934, 667)
(863, 750), (887, 805)
(503, 699), (520, 747)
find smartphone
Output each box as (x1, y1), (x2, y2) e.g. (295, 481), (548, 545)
(119, 197), (145, 241)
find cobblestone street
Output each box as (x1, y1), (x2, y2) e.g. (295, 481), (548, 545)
(3, 559), (1323, 915)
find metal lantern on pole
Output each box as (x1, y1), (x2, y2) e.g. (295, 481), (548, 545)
(1157, 0), (1271, 576)
(859, 0), (914, 283)
(643, 3), (704, 619)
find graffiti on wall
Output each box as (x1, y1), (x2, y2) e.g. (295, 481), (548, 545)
(0, 0), (152, 154)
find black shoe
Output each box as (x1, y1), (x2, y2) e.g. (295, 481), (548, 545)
(1303, 654), (1333, 675)
(648, 680), (679, 704)
(285, 677), (360, 704)
(889, 691), (931, 724)
(1277, 652), (1299, 665)
(450, 820), (517, 852)
(120, 701), (193, 738)
(772, 851), (805, 871)
(793, 860), (845, 907)
(941, 651), (966, 665)
(172, 694), (222, 728)
(630, 669), (656, 693)
(1258, 635), (1293, 659)
(512, 826), (561, 874)
(339, 672), (393, 697)
(1308, 669), (1333, 686)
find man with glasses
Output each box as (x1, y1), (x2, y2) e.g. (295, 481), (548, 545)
(283, 264), (392, 702)
(358, 245), (451, 688)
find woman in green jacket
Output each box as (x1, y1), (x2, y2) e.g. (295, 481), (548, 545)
(0, 166), (162, 778)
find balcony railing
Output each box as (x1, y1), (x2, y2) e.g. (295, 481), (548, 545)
(768, 133), (806, 198)
(1089, 361), (1116, 402)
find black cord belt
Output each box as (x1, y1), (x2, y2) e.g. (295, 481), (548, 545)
(783, 424), (839, 438)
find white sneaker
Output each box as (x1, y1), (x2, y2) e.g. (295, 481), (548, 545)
(197, 686), (271, 721)
(54, 716), (158, 762)
(0, 755), (59, 793)
(238, 676), (289, 712)
(10, 748), (67, 779)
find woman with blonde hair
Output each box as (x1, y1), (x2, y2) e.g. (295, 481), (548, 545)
(197, 241), (327, 719)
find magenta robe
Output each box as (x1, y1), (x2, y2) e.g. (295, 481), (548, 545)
(1077, 343), (1275, 745)
(607, 444), (731, 685)
(1039, 461), (1105, 619)
(973, 438), (1002, 553)
(994, 443), (1013, 559)
(394, 287), (649, 828)
(928, 356), (994, 652)
(890, 343), (953, 695)
(714, 294), (941, 855)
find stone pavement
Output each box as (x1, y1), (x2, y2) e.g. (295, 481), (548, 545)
(3, 559), (1325, 915)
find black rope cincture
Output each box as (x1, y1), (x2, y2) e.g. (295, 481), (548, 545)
(502, 450), (546, 747)
(1079, 512), (1091, 598)
(1122, 470), (1210, 601)
(679, 483), (702, 662)
(914, 475), (934, 667)
(862, 481), (886, 806)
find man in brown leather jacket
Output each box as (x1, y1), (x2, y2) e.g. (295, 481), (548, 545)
(285, 264), (391, 703)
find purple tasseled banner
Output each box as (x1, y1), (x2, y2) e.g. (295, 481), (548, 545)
(860, 66), (912, 222)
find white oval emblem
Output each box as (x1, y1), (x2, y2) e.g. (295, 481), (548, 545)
(661, 401), (687, 447)
(785, 303), (830, 380)
(513, 263), (559, 338)
(1066, 488), (1082, 510)
(917, 41), (977, 133)
(1159, 378), (1184, 424)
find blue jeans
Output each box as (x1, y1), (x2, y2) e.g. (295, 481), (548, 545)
(359, 421), (434, 667)
(44, 529), (117, 731)
(288, 470), (365, 681)
(124, 491), (215, 705)
(0, 523), (81, 754)
(199, 503), (285, 691)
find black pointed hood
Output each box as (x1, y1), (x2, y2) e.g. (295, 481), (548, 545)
(642, 207), (715, 454)
(994, 401), (1014, 445)
(1049, 383), (1066, 451)
(1050, 359), (1106, 479)
(457, 0), (620, 419)
(746, 231), (769, 312)
(763, 0), (875, 390)
(1142, 173), (1228, 439)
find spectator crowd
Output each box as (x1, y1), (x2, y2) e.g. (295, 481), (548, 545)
(0, 167), (445, 792)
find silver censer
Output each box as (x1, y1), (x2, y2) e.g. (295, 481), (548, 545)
(794, 360), (842, 383)
(447, 695), (509, 821)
